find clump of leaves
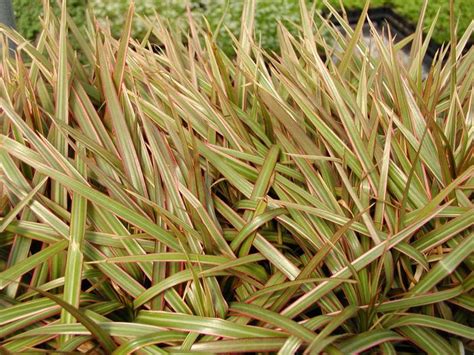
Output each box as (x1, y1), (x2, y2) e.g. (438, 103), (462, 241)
(0, 0), (473, 353)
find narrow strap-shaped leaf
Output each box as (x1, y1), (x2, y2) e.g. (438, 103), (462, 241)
(0, 177), (48, 232)
(60, 144), (88, 343)
(0, 240), (68, 289)
(304, 306), (358, 354)
(135, 311), (285, 338)
(408, 234), (474, 296)
(112, 331), (186, 355)
(230, 303), (315, 342)
(337, 330), (405, 353)
(387, 314), (474, 340)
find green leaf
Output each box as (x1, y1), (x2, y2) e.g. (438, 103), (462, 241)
(136, 311), (285, 338)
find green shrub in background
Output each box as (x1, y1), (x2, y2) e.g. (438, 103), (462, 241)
(89, 0), (191, 39)
(12, 0), (87, 41)
(12, 0), (44, 40)
(193, 0), (473, 53)
(11, 0), (189, 42)
(12, 0), (474, 50)
(388, 0), (473, 43)
(203, 0), (302, 54)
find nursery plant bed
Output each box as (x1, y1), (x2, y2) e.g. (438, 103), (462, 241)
(328, 6), (473, 69)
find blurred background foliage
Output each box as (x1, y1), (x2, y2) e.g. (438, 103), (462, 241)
(12, 0), (87, 40)
(12, 0), (474, 53)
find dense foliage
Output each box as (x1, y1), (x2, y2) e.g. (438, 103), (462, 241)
(1, 1), (473, 353)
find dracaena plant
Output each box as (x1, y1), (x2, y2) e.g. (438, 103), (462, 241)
(0, 0), (473, 354)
